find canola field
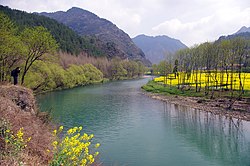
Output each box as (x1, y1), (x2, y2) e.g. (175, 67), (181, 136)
(154, 72), (250, 91)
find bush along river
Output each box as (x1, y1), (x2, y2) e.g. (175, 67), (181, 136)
(37, 78), (250, 166)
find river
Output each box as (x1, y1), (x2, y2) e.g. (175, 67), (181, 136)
(37, 78), (250, 166)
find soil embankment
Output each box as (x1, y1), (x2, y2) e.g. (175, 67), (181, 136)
(0, 85), (53, 165)
(144, 92), (250, 121)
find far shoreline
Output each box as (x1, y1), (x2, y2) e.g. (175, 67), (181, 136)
(142, 91), (250, 121)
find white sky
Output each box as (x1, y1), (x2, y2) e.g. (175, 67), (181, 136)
(1, 0), (250, 47)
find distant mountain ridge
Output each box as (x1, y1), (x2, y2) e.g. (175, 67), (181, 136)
(234, 26), (250, 34)
(218, 26), (250, 41)
(132, 34), (187, 64)
(40, 7), (151, 66)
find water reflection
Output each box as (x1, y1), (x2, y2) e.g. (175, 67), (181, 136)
(164, 103), (250, 166)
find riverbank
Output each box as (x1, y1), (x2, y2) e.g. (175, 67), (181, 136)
(142, 81), (250, 121)
(0, 84), (54, 165)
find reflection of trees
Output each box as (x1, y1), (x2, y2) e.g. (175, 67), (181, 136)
(163, 103), (250, 165)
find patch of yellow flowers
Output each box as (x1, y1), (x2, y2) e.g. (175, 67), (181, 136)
(49, 126), (100, 166)
(4, 127), (31, 154)
(154, 72), (250, 90)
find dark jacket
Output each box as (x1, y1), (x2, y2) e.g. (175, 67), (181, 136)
(11, 68), (20, 77)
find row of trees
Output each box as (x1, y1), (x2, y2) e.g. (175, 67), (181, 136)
(58, 52), (147, 80)
(109, 58), (146, 80)
(25, 61), (103, 92)
(153, 37), (250, 98)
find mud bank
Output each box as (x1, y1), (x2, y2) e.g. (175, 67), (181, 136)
(143, 92), (250, 121)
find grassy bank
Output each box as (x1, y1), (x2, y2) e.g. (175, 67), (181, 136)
(142, 80), (250, 98)
(142, 80), (204, 97)
(142, 80), (250, 118)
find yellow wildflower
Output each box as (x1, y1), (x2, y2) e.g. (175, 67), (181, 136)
(67, 128), (73, 135)
(16, 128), (24, 138)
(81, 159), (87, 165)
(95, 143), (100, 148)
(59, 126), (64, 132)
(94, 152), (99, 156)
(53, 129), (57, 136)
(52, 141), (58, 147)
(89, 134), (94, 139)
(78, 126), (82, 131)
(26, 137), (31, 142)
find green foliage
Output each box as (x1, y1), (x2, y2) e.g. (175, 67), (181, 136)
(0, 12), (26, 82)
(24, 61), (104, 92)
(110, 58), (127, 80)
(81, 64), (103, 83)
(66, 65), (87, 87)
(142, 81), (204, 97)
(25, 61), (56, 91)
(20, 26), (58, 84)
(109, 58), (146, 80)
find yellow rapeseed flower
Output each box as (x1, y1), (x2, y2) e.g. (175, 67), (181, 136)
(81, 159), (87, 165)
(52, 141), (58, 147)
(53, 129), (57, 136)
(59, 126), (64, 132)
(26, 137), (31, 142)
(94, 152), (99, 156)
(95, 143), (100, 148)
(67, 128), (73, 135)
(16, 128), (24, 138)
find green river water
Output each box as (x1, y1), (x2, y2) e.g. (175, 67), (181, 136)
(37, 78), (250, 166)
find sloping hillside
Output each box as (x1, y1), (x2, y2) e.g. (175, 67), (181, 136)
(218, 26), (250, 41)
(133, 35), (187, 64)
(0, 85), (53, 165)
(0, 5), (103, 56)
(40, 7), (151, 66)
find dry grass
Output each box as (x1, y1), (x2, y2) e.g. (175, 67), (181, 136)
(0, 85), (55, 165)
(59, 52), (111, 77)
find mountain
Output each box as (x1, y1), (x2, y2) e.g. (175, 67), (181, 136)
(0, 5), (104, 56)
(40, 7), (151, 66)
(218, 26), (250, 41)
(132, 35), (187, 64)
(234, 26), (250, 34)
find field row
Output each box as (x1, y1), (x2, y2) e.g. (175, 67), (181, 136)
(154, 72), (250, 90)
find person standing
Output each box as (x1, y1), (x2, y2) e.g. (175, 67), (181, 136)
(11, 67), (20, 85)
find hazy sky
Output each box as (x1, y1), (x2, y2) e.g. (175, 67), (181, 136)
(1, 0), (250, 46)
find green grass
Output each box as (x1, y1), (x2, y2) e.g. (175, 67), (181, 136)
(142, 81), (250, 98)
(141, 81), (204, 97)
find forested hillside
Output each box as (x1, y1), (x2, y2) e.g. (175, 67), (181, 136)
(0, 5), (103, 56)
(40, 7), (151, 66)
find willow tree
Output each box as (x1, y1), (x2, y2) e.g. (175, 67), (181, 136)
(0, 12), (25, 82)
(20, 26), (58, 85)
